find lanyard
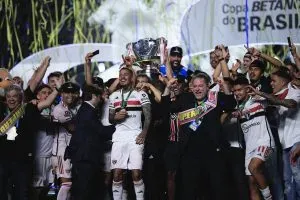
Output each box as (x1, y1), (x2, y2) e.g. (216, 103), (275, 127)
(194, 98), (207, 122)
(121, 89), (133, 108)
(195, 97), (207, 108)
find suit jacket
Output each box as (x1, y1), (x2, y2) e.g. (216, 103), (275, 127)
(171, 92), (236, 155)
(68, 102), (115, 165)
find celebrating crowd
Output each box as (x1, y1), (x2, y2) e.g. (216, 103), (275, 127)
(0, 40), (300, 200)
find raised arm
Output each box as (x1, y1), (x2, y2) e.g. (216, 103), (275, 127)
(37, 77), (62, 111)
(84, 53), (94, 86)
(28, 56), (51, 92)
(248, 47), (282, 68)
(247, 85), (297, 108)
(290, 43), (300, 71)
(165, 52), (174, 80)
(136, 82), (162, 103)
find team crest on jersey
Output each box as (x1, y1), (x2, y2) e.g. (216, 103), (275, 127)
(112, 160), (117, 165)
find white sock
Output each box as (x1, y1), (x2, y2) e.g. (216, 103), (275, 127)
(134, 179), (145, 200)
(112, 181), (123, 200)
(122, 188), (128, 200)
(260, 186), (272, 200)
(57, 182), (71, 200)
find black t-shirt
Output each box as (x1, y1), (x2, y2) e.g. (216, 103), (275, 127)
(24, 86), (36, 103)
(0, 103), (40, 162)
(161, 93), (187, 142)
(251, 76), (272, 94)
(144, 94), (169, 156)
(172, 92), (236, 157)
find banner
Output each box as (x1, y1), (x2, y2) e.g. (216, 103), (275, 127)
(180, 0), (300, 55)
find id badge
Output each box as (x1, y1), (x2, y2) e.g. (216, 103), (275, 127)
(189, 120), (201, 131)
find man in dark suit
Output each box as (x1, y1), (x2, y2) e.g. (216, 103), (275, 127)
(68, 85), (115, 200)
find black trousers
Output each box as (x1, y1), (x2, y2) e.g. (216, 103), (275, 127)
(179, 149), (230, 200)
(226, 147), (249, 200)
(143, 155), (166, 200)
(71, 162), (105, 200)
(0, 160), (32, 200)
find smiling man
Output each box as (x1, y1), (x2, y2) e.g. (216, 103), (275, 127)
(160, 46), (191, 78)
(232, 77), (274, 200)
(109, 67), (151, 200)
(250, 67), (300, 199)
(170, 72), (236, 200)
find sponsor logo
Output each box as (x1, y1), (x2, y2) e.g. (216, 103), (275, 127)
(241, 122), (260, 133)
(112, 160), (117, 165)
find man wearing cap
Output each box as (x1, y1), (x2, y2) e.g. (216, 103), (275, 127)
(109, 67), (151, 200)
(160, 46), (191, 78)
(249, 67), (300, 199)
(51, 82), (80, 200)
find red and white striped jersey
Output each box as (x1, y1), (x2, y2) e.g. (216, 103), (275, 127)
(109, 89), (150, 142)
(239, 97), (274, 153)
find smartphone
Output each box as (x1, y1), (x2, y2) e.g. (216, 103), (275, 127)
(287, 37), (292, 47)
(92, 50), (99, 56)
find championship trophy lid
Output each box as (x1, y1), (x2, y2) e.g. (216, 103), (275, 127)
(127, 37), (167, 81)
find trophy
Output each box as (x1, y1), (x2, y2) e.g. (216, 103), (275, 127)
(127, 37), (167, 80)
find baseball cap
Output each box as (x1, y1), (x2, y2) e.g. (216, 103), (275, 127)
(170, 46), (183, 57)
(92, 77), (104, 88)
(60, 82), (80, 93)
(249, 60), (266, 72)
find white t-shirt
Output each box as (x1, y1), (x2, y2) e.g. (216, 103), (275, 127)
(52, 103), (76, 155)
(239, 97), (274, 153)
(35, 108), (54, 157)
(109, 89), (150, 142)
(276, 84), (300, 149)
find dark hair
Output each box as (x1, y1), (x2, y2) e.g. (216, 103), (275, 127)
(283, 58), (299, 73)
(232, 76), (249, 86)
(136, 74), (150, 83)
(272, 67), (292, 82)
(92, 77), (104, 88)
(83, 85), (103, 101)
(105, 78), (117, 88)
(244, 52), (252, 59)
(35, 84), (51, 96)
(249, 60), (266, 72)
(47, 71), (63, 81)
(190, 71), (211, 85)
